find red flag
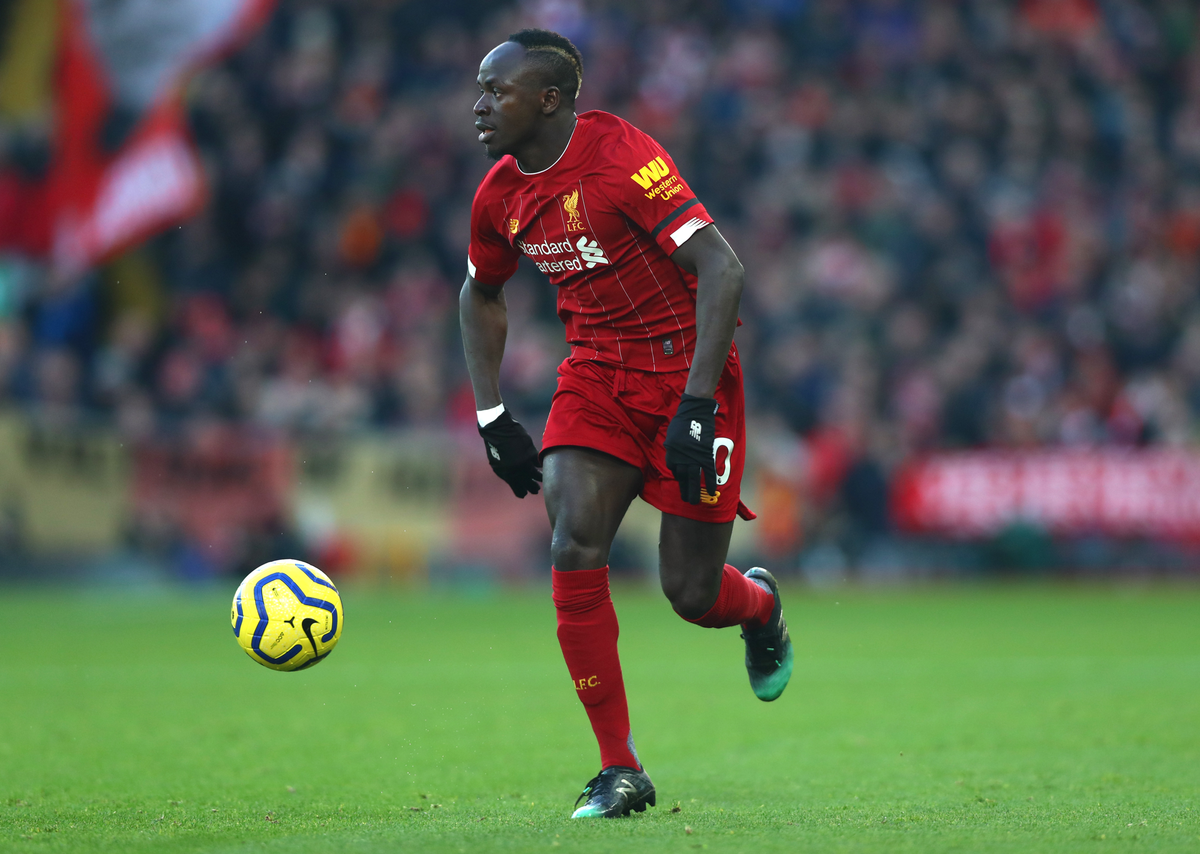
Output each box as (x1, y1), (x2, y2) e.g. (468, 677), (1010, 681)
(10, 0), (276, 272)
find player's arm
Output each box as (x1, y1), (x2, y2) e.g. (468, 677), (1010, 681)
(459, 275), (507, 411)
(669, 225), (744, 399)
(661, 224), (744, 504)
(606, 128), (739, 502)
(462, 179), (540, 497)
(459, 274), (543, 498)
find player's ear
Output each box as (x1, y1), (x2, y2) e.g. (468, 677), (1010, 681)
(541, 85), (562, 116)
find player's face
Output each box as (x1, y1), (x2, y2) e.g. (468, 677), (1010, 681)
(474, 42), (544, 160)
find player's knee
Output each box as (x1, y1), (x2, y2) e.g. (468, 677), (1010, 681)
(550, 528), (608, 572)
(661, 573), (719, 621)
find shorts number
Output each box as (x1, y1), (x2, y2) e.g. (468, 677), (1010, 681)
(713, 437), (734, 486)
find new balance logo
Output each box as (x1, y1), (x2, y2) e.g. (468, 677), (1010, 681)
(630, 156), (670, 189)
(489, 443), (500, 461)
(615, 779), (637, 797)
(689, 420), (702, 441)
(576, 236), (610, 268)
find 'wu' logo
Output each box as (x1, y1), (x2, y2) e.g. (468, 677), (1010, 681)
(576, 236), (610, 268)
(630, 156), (670, 190)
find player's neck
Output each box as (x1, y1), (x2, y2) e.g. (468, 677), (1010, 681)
(515, 114), (578, 175)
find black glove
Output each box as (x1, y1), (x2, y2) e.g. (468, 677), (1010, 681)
(479, 410), (542, 498)
(664, 393), (718, 505)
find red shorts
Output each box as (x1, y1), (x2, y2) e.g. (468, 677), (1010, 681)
(541, 350), (755, 524)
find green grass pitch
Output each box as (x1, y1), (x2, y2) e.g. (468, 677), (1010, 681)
(2, 582), (1199, 853)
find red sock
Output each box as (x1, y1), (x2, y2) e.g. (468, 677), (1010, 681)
(551, 566), (640, 770)
(686, 564), (774, 629)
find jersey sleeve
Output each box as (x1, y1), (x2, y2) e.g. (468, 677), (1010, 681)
(607, 127), (714, 255)
(467, 181), (520, 287)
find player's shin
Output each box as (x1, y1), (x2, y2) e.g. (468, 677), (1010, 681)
(551, 566), (641, 770)
(683, 564), (773, 629)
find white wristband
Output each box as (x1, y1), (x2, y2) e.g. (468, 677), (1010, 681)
(477, 403), (506, 427)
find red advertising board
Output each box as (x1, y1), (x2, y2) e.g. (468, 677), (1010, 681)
(892, 450), (1200, 538)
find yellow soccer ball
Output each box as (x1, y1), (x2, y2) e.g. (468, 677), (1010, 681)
(231, 560), (343, 671)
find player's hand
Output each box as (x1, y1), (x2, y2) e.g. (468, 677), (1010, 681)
(664, 393), (718, 504)
(479, 410), (542, 498)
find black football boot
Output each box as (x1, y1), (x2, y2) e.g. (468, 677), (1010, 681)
(741, 567), (794, 701)
(571, 766), (656, 818)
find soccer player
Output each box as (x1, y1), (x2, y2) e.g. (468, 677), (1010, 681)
(460, 29), (793, 818)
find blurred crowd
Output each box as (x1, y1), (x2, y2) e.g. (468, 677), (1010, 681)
(4, 0), (1200, 562)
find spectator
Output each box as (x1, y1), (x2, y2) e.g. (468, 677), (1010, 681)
(0, 0), (1199, 560)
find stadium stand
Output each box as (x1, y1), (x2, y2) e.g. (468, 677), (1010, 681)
(2, 0), (1200, 577)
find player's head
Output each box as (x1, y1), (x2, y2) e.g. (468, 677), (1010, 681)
(474, 29), (584, 160)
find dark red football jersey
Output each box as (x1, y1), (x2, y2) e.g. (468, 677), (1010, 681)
(467, 111), (715, 373)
